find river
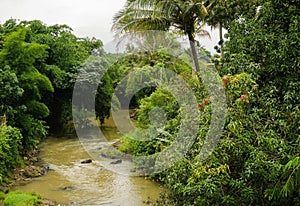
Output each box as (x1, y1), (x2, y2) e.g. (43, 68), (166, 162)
(14, 116), (164, 205)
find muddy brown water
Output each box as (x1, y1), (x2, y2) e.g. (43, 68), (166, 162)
(14, 116), (164, 205)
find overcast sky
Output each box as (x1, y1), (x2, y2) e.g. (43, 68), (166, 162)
(0, 0), (220, 53)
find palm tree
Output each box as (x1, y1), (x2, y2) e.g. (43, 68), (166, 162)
(112, 0), (210, 79)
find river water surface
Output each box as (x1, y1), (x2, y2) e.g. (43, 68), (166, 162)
(14, 117), (163, 205)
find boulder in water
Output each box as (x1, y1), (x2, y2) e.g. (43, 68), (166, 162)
(110, 159), (122, 164)
(61, 186), (76, 191)
(41, 164), (51, 173)
(80, 159), (92, 164)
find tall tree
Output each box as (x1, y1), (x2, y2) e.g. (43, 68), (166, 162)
(112, 0), (210, 79)
(0, 19), (107, 136)
(204, 0), (260, 56)
(0, 28), (53, 148)
(13, 20), (104, 133)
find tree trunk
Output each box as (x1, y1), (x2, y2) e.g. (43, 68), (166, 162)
(188, 33), (201, 80)
(0, 114), (6, 126)
(219, 22), (224, 57)
(191, 59), (195, 78)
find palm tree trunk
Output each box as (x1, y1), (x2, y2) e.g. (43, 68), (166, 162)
(188, 33), (201, 80)
(191, 58), (195, 78)
(219, 22), (224, 57)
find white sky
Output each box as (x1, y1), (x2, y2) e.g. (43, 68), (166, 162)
(0, 0), (220, 53)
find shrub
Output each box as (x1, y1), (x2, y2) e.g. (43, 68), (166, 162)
(3, 191), (43, 206)
(0, 126), (23, 178)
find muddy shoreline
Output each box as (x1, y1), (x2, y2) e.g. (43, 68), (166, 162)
(1, 148), (58, 206)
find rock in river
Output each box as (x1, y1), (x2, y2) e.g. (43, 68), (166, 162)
(61, 186), (76, 191)
(41, 164), (51, 173)
(80, 159), (92, 164)
(110, 159), (122, 164)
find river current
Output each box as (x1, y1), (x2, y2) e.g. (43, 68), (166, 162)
(14, 116), (163, 205)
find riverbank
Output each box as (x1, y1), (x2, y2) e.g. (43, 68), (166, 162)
(1, 113), (165, 205)
(0, 148), (59, 206)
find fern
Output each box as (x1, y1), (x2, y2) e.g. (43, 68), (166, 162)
(280, 157), (300, 198)
(267, 156), (300, 200)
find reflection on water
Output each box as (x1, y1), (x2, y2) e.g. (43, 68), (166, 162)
(14, 116), (163, 205)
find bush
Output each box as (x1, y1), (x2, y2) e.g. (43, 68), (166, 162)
(3, 191), (43, 206)
(0, 191), (5, 200)
(0, 126), (23, 178)
(128, 71), (299, 205)
(18, 115), (48, 149)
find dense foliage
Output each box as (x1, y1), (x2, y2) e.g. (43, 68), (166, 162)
(0, 0), (298, 204)
(115, 0), (299, 205)
(0, 126), (23, 183)
(0, 19), (115, 141)
(0, 20), (116, 187)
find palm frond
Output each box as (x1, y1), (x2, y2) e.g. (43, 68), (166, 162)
(196, 29), (211, 39)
